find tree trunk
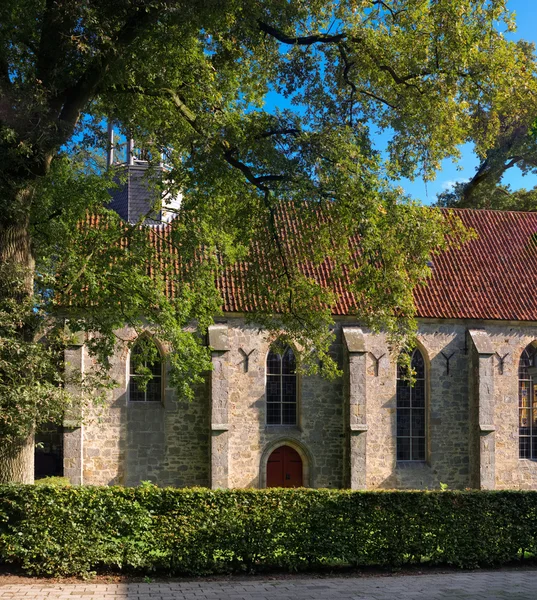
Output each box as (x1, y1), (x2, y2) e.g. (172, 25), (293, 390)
(0, 213), (35, 303)
(0, 432), (35, 484)
(0, 202), (37, 483)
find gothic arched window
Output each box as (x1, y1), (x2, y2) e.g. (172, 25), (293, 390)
(396, 348), (426, 461)
(129, 337), (163, 403)
(519, 344), (537, 459)
(266, 346), (297, 425)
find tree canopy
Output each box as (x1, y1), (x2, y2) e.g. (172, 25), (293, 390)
(433, 34), (537, 210)
(0, 0), (535, 480)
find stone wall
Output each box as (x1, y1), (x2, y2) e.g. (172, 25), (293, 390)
(359, 323), (470, 490)
(80, 326), (210, 487)
(487, 324), (537, 489)
(359, 321), (537, 490)
(225, 322), (345, 489)
(66, 319), (537, 490)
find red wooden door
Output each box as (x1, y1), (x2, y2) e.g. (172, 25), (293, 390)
(266, 445), (303, 488)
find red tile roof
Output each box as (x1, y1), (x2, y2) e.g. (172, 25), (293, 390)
(87, 208), (537, 322)
(217, 208), (537, 321)
(413, 209), (537, 321)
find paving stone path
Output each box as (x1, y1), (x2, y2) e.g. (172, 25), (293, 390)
(1, 570), (536, 599)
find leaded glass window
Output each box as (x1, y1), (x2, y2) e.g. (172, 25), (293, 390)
(519, 344), (537, 459)
(266, 346), (297, 425)
(129, 338), (162, 403)
(396, 348), (426, 461)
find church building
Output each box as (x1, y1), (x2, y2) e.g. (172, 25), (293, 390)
(48, 159), (537, 491)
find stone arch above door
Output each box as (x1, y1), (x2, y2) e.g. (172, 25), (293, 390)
(259, 438), (313, 488)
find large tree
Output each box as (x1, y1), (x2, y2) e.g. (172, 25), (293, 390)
(0, 0), (533, 482)
(435, 37), (537, 210)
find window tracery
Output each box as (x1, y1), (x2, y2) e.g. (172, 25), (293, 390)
(396, 348), (426, 461)
(266, 346), (297, 425)
(129, 337), (163, 403)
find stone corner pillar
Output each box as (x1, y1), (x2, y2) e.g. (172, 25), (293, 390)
(467, 329), (496, 490)
(342, 327), (368, 490)
(208, 324), (230, 489)
(63, 337), (85, 485)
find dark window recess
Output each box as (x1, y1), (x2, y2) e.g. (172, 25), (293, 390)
(266, 346), (297, 425)
(519, 345), (537, 459)
(35, 423), (63, 479)
(129, 339), (162, 402)
(396, 349), (426, 461)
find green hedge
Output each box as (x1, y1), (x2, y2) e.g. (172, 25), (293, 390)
(1, 485), (537, 576)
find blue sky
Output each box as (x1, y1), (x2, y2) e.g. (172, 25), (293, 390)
(263, 1), (537, 204)
(391, 0), (537, 203)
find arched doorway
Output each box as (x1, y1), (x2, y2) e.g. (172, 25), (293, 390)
(266, 445), (303, 488)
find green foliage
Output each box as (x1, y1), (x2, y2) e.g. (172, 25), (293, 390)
(1, 485), (537, 577)
(0, 0), (535, 469)
(33, 477), (71, 487)
(437, 181), (537, 211)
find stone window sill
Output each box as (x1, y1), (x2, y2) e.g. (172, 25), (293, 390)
(396, 461), (429, 469)
(264, 425), (301, 434)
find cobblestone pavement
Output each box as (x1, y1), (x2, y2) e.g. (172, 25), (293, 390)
(1, 570), (536, 599)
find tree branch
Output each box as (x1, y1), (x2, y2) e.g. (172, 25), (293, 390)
(36, 0), (72, 89)
(259, 20), (424, 94)
(357, 88), (399, 109)
(55, 6), (162, 149)
(256, 128), (300, 139)
(109, 85), (197, 126)
(221, 148), (288, 190)
(461, 124), (534, 202)
(338, 43), (357, 124)
(0, 49), (10, 93)
(110, 84), (292, 192)
(361, 51), (425, 93)
(370, 1), (407, 21)
(118, 83), (300, 315)
(258, 21), (345, 45)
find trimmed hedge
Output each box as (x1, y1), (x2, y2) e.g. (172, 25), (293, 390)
(1, 484), (537, 576)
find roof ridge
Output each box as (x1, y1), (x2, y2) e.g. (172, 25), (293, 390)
(439, 207), (537, 217)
